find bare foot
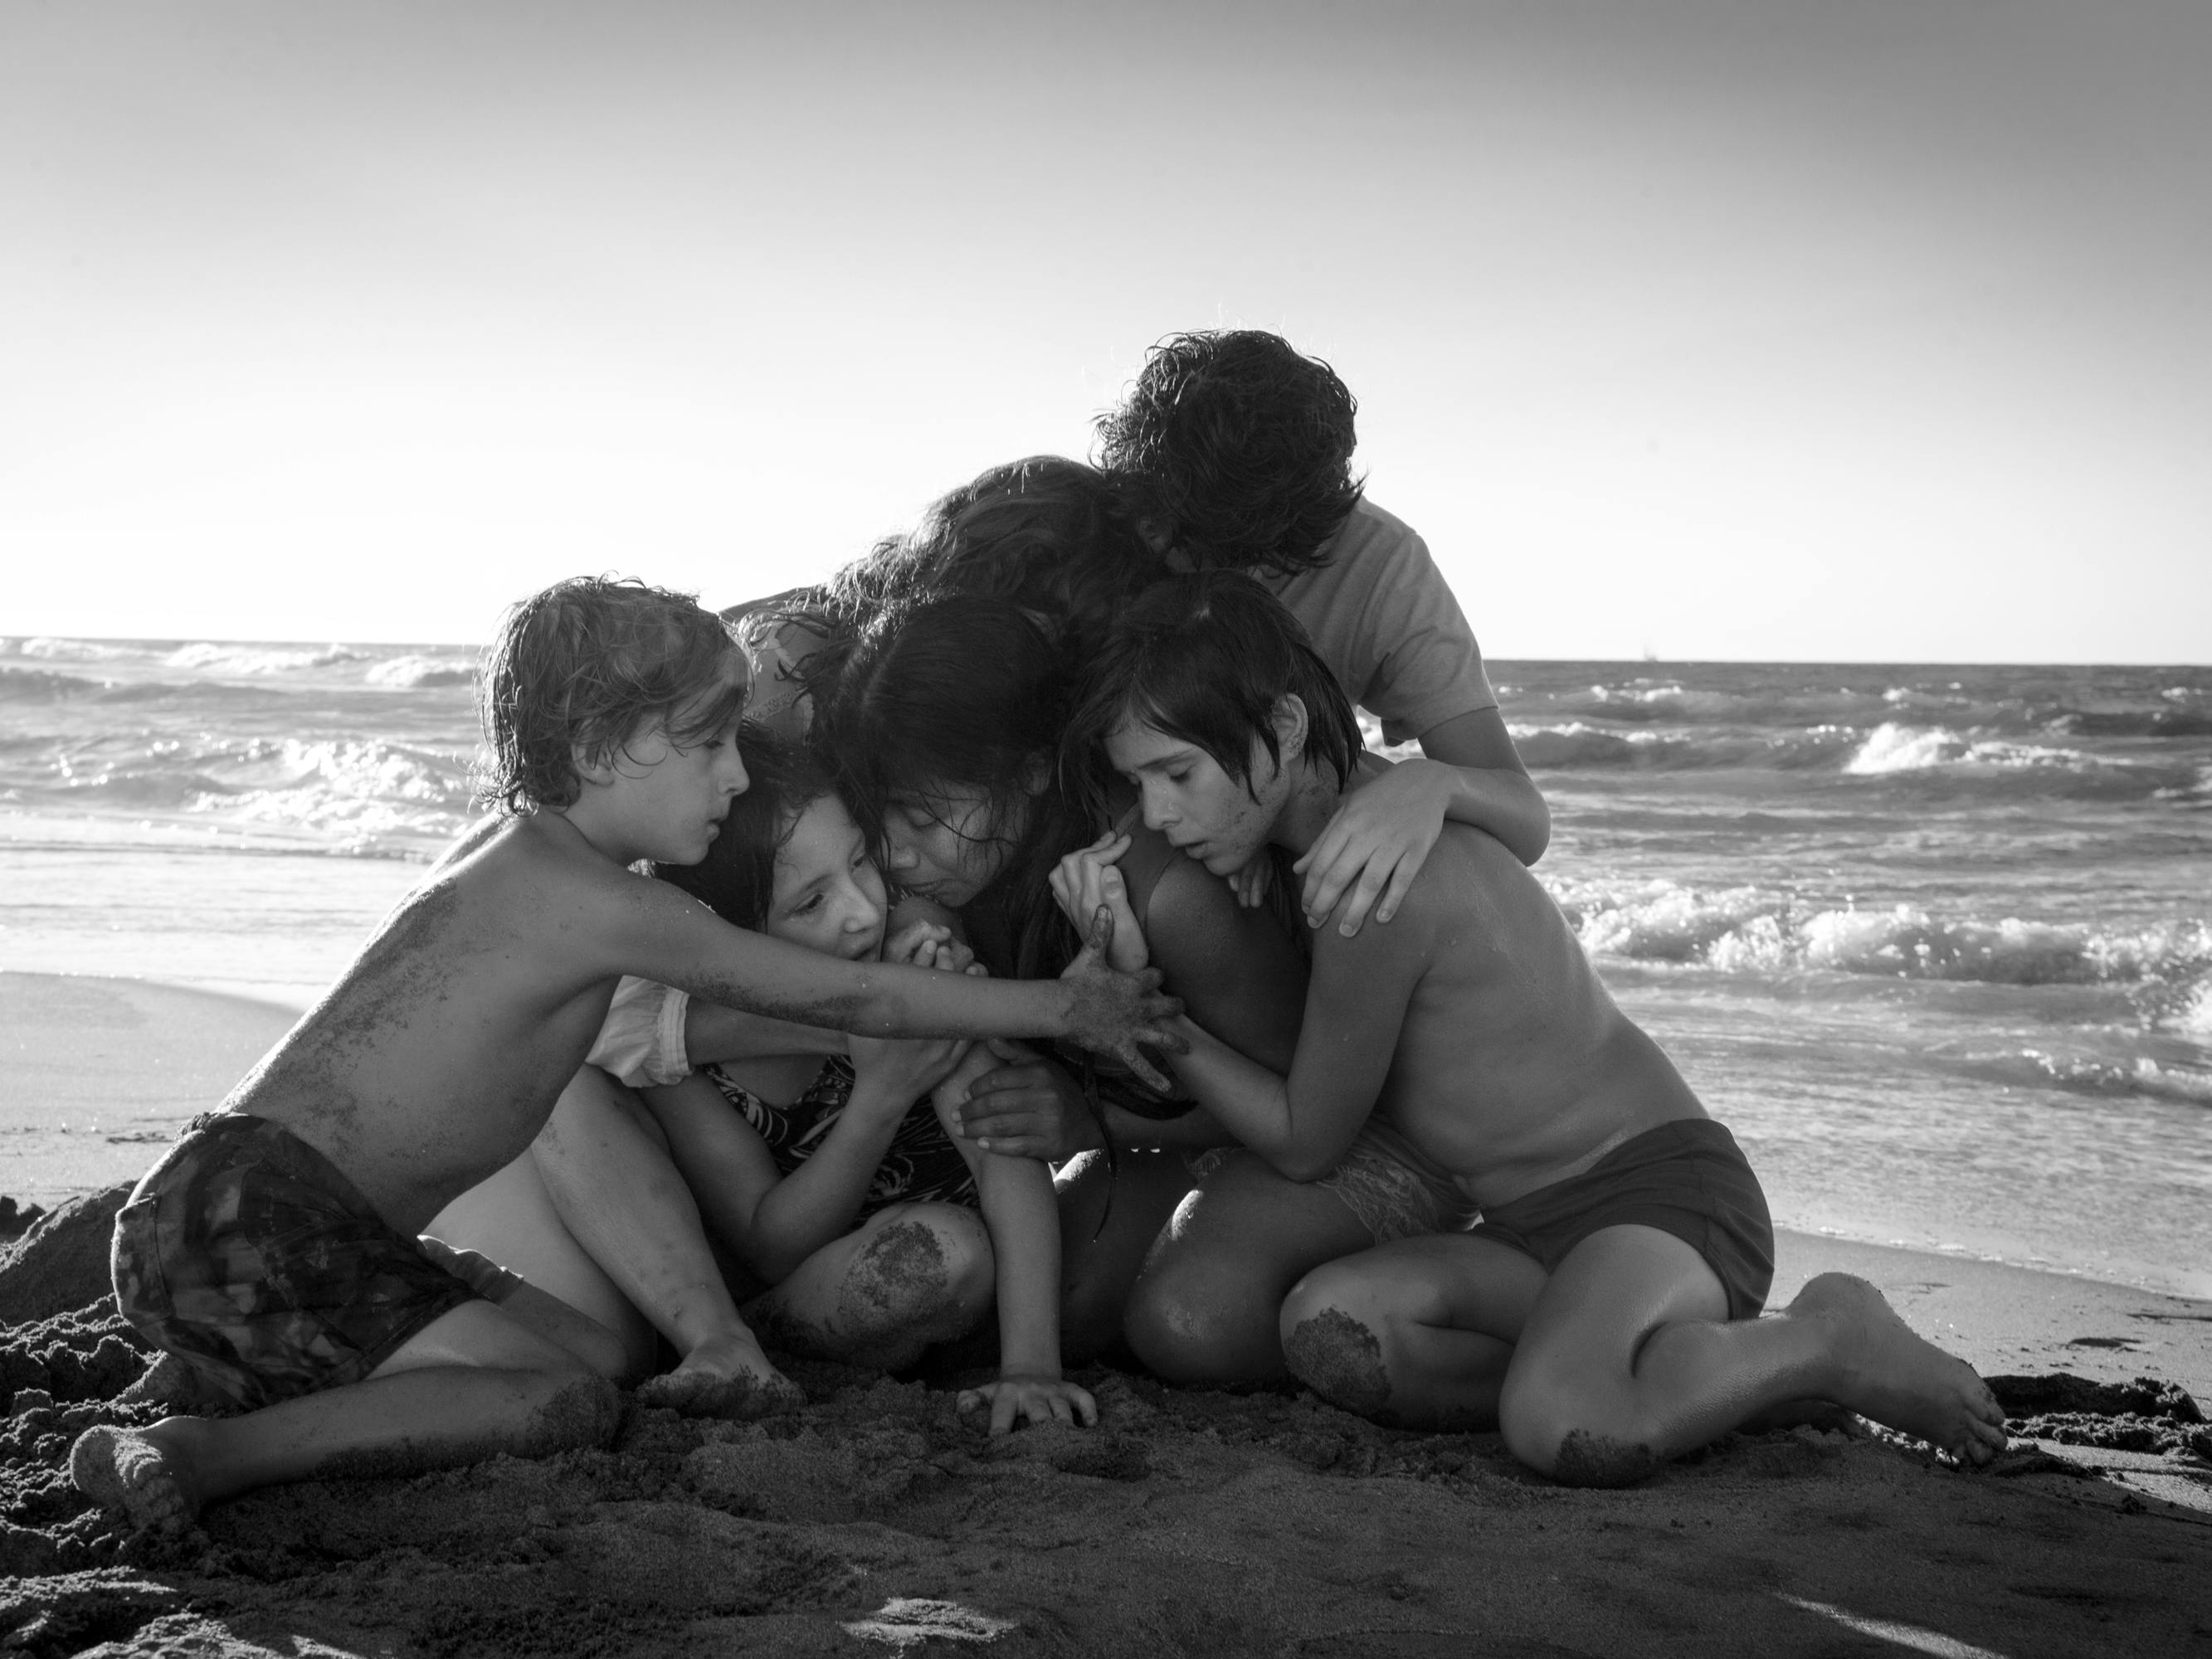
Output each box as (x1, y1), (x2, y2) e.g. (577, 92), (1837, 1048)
(637, 1333), (804, 1421)
(71, 1424), (199, 1535)
(1788, 1274), (2010, 1466)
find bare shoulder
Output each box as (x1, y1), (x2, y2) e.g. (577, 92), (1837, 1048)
(1405, 823), (1571, 968)
(1142, 847), (1233, 934)
(441, 814), (678, 952)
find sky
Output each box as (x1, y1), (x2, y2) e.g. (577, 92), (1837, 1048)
(2, 0), (2207, 663)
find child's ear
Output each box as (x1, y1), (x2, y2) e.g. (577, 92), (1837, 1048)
(572, 745), (619, 790)
(1270, 694), (1310, 764)
(1020, 752), (1053, 797)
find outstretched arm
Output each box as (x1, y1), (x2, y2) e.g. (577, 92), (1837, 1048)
(610, 881), (1183, 1083)
(1294, 709), (1548, 936)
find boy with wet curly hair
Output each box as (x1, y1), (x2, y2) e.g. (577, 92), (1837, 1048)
(1095, 328), (1550, 937)
(72, 575), (1181, 1535)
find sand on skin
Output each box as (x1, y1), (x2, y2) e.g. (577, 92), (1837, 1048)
(1, 972), (2208, 1657)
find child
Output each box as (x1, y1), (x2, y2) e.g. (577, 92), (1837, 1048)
(642, 737), (1094, 1433)
(1095, 328), (1551, 934)
(71, 576), (1177, 1534)
(1056, 572), (2009, 1484)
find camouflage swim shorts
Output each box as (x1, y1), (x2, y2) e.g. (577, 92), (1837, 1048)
(111, 1112), (492, 1410)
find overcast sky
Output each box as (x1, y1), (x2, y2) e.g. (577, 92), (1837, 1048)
(4, 0), (2207, 661)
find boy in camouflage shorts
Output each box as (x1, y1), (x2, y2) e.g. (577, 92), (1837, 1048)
(73, 576), (1180, 1535)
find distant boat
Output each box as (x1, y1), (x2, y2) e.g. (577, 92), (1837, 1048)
(1641, 644), (1659, 663)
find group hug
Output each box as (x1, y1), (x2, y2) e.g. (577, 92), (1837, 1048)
(71, 331), (2008, 1535)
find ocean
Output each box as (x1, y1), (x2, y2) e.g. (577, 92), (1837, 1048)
(2, 635), (2207, 1297)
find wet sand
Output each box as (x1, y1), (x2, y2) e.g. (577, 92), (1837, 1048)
(2, 973), (2208, 1656)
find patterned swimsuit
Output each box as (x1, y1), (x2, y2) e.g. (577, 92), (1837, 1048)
(700, 1057), (978, 1218)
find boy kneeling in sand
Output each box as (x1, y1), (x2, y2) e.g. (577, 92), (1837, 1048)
(73, 577), (1179, 1534)
(1056, 572), (2008, 1483)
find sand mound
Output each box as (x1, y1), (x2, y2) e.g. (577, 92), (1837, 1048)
(0, 1184), (134, 1328)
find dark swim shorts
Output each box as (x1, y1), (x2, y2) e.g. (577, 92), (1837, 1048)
(1470, 1119), (1774, 1321)
(110, 1112), (513, 1410)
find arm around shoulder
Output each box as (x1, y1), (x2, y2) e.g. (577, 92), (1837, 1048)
(1417, 708), (1550, 866)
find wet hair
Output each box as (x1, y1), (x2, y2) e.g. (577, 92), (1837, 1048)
(1094, 330), (1363, 578)
(1068, 571), (1362, 814)
(811, 594), (1089, 980)
(652, 729), (839, 931)
(477, 576), (743, 814)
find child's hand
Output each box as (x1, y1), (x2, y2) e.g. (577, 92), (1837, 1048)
(884, 914), (985, 976)
(1050, 832), (1147, 973)
(849, 1030), (972, 1112)
(1292, 759), (1454, 937)
(928, 1041), (1001, 1120)
(1225, 857), (1273, 910)
(954, 1046), (1104, 1161)
(957, 1374), (1099, 1436)
(882, 917), (955, 966)
(1059, 906), (1185, 1092)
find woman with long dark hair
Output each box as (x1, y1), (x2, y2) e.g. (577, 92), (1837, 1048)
(808, 592), (1372, 1378)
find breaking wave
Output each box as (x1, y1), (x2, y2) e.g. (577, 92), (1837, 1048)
(1547, 877), (2212, 990)
(163, 642), (369, 676)
(365, 654), (477, 688)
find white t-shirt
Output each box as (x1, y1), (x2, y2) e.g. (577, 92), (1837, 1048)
(1269, 499), (1498, 746)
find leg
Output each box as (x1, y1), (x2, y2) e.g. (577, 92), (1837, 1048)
(73, 1298), (620, 1535)
(745, 1203), (994, 1373)
(1123, 1151), (1376, 1385)
(1052, 1148), (1197, 1365)
(1498, 1228), (2010, 1485)
(1279, 1233), (1545, 1428)
(532, 1067), (800, 1415)
(426, 1151), (653, 1377)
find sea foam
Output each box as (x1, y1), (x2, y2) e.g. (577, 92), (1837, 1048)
(1548, 876), (2212, 990)
(164, 642), (368, 676)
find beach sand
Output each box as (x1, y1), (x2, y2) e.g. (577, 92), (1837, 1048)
(2, 972), (2207, 1657)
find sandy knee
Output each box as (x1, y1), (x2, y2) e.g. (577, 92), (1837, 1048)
(1546, 1428), (1661, 1488)
(1281, 1306), (1394, 1419)
(840, 1209), (991, 1333)
(1499, 1365), (1660, 1486)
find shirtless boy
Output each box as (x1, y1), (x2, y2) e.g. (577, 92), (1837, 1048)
(71, 576), (1180, 1534)
(1060, 572), (2009, 1484)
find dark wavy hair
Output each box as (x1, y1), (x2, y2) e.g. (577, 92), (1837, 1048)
(810, 594), (1089, 981)
(476, 576), (743, 814)
(786, 456), (1167, 665)
(1067, 571), (1362, 816)
(1094, 330), (1364, 578)
(651, 729), (838, 930)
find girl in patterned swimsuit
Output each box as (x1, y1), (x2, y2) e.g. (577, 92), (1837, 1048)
(641, 736), (1096, 1433)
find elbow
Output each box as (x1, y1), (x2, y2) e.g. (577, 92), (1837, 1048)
(1512, 787), (1552, 866)
(1270, 1146), (1339, 1185)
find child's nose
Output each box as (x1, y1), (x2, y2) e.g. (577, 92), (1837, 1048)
(887, 843), (919, 871)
